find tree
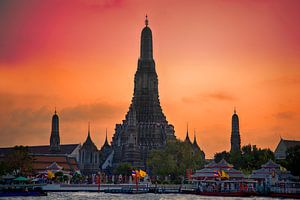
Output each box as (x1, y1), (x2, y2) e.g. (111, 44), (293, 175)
(113, 163), (133, 176)
(285, 145), (300, 176)
(213, 144), (274, 174)
(239, 144), (274, 173)
(214, 151), (230, 163)
(5, 146), (33, 176)
(147, 140), (205, 183)
(0, 161), (8, 176)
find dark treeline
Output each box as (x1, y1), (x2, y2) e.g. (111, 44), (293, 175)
(0, 146), (33, 176)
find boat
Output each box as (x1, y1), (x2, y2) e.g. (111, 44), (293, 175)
(0, 184), (47, 197)
(188, 179), (259, 197)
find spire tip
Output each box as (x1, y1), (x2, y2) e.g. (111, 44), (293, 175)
(145, 14), (149, 27)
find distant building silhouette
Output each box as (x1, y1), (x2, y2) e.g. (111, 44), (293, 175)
(230, 108), (241, 154)
(274, 138), (300, 160)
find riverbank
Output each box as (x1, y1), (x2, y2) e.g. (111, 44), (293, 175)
(40, 184), (300, 199)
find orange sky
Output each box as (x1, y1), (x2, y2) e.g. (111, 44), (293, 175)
(0, 0), (300, 158)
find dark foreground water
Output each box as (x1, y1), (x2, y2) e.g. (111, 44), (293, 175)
(0, 192), (292, 200)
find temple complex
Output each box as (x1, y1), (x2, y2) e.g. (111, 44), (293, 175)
(0, 110), (81, 175)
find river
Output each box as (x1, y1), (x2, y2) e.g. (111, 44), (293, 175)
(1, 192), (291, 200)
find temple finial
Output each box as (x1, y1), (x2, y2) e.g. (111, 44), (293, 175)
(88, 122), (90, 136)
(145, 14), (149, 27)
(54, 107), (57, 114)
(234, 106), (236, 114)
(105, 128), (108, 141)
(187, 122), (189, 134)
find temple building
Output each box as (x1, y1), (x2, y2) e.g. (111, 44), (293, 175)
(79, 124), (100, 175)
(274, 138), (300, 160)
(183, 125), (205, 159)
(0, 110), (81, 175)
(230, 109), (241, 154)
(250, 159), (298, 185)
(192, 159), (244, 180)
(108, 16), (176, 169)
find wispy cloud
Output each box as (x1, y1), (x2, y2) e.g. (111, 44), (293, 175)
(262, 76), (300, 86)
(182, 91), (236, 103)
(274, 111), (297, 120)
(0, 92), (127, 146)
(61, 102), (126, 122)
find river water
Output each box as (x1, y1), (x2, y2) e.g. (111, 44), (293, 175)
(1, 192), (291, 200)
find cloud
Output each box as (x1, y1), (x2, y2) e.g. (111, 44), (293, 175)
(0, 107), (51, 146)
(262, 76), (300, 87)
(0, 92), (127, 147)
(182, 91), (236, 103)
(274, 111), (297, 120)
(61, 102), (126, 122)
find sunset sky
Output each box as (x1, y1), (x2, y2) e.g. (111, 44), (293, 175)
(0, 0), (300, 158)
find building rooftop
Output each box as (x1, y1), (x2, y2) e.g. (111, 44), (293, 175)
(0, 144), (80, 156)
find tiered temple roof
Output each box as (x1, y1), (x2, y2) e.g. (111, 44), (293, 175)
(192, 159), (244, 180)
(32, 155), (79, 174)
(250, 159), (297, 181)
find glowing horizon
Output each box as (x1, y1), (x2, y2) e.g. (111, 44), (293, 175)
(0, 0), (300, 158)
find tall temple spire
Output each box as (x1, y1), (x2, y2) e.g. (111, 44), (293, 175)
(50, 109), (60, 151)
(230, 108), (241, 154)
(110, 16), (176, 169)
(140, 15), (153, 60)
